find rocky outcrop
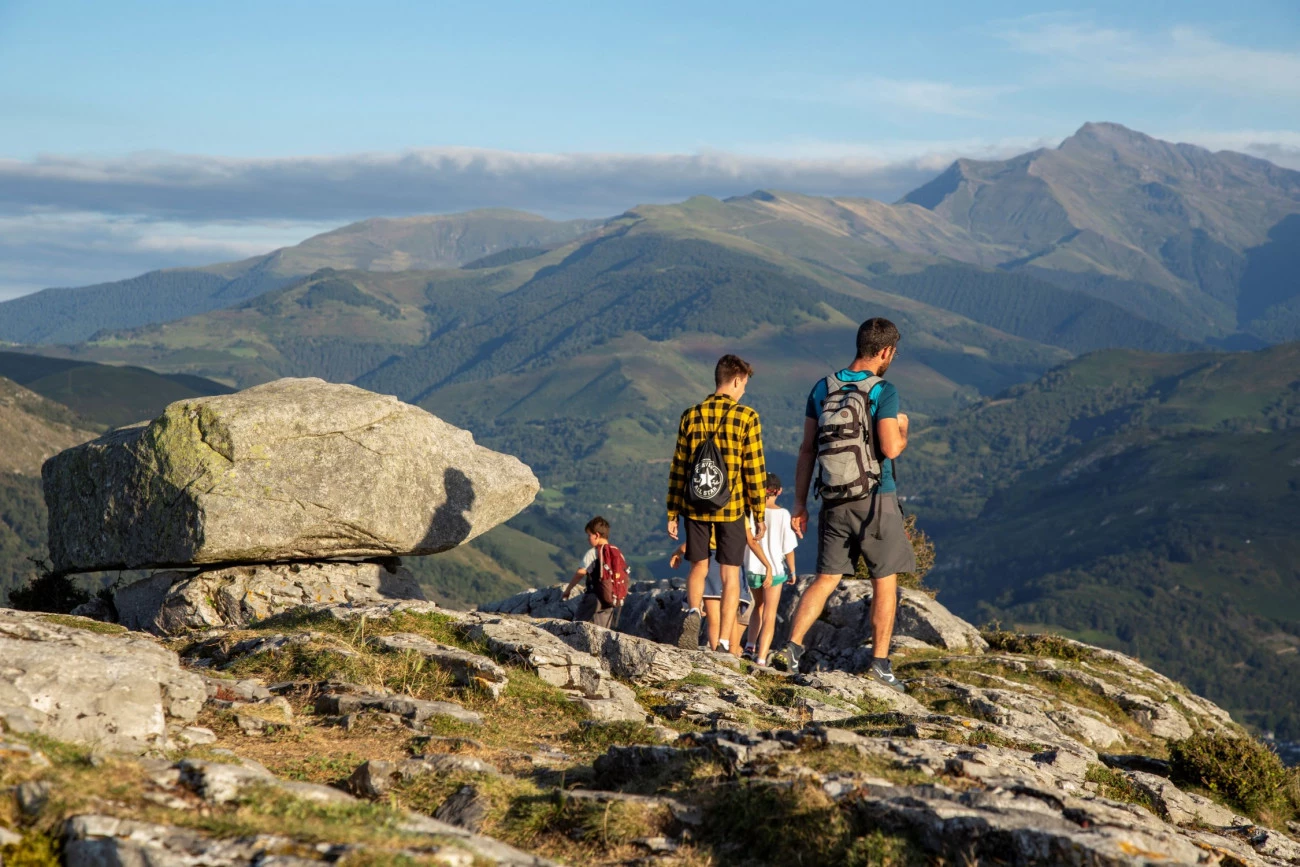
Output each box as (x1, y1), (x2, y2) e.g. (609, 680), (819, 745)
(43, 378), (539, 574)
(483, 578), (986, 658)
(114, 559), (426, 634)
(463, 614), (646, 722)
(798, 582), (988, 658)
(0, 610), (203, 754)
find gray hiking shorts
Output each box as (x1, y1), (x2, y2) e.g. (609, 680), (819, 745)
(817, 492), (916, 579)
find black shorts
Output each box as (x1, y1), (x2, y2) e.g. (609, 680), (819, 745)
(684, 515), (747, 567)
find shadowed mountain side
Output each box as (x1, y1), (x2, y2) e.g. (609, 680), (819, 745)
(1239, 214), (1300, 341)
(0, 350), (232, 430)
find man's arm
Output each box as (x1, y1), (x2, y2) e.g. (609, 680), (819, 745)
(666, 410), (692, 537)
(875, 383), (908, 460)
(791, 416), (818, 536)
(742, 412), (767, 534)
(877, 413), (909, 459)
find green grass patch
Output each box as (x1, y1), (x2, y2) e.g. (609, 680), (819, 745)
(981, 629), (1097, 662)
(666, 672), (729, 691)
(34, 614), (127, 635)
(563, 721), (666, 753)
(1085, 764), (1162, 817)
(1, 832), (60, 867)
(699, 779), (924, 866)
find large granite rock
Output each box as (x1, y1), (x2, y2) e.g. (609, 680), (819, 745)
(0, 609), (203, 754)
(114, 559), (426, 634)
(43, 378), (539, 574)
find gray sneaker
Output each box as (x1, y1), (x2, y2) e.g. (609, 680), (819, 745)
(772, 641), (805, 673)
(676, 609), (703, 650)
(867, 664), (906, 693)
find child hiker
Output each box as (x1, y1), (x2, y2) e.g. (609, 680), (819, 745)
(744, 474), (798, 665)
(562, 516), (628, 628)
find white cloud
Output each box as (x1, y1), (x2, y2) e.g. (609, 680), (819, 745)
(1166, 129), (1300, 170)
(1001, 17), (1300, 99)
(0, 212), (333, 297)
(0, 147), (950, 224)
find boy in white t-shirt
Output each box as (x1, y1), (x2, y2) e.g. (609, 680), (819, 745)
(744, 474), (798, 665)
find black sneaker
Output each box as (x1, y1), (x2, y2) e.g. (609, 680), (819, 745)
(676, 609), (703, 651)
(772, 641), (804, 673)
(867, 662), (906, 693)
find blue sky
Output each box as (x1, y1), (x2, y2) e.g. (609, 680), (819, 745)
(1, 0), (1298, 297)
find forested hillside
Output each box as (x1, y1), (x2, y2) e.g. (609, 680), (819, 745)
(909, 344), (1300, 736)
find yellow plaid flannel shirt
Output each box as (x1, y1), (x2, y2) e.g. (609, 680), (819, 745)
(666, 394), (767, 523)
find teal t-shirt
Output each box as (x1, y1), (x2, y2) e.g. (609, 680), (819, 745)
(805, 369), (899, 494)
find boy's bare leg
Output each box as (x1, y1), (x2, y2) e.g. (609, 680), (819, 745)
(703, 598), (721, 649)
(787, 573), (843, 646)
(757, 585), (782, 660)
(871, 574), (898, 658)
(744, 596), (763, 648)
(729, 618), (746, 656)
(717, 564), (741, 648)
(686, 558), (709, 612)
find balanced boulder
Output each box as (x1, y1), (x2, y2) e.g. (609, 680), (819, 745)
(42, 378), (539, 574)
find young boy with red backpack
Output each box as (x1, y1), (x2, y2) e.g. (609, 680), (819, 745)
(562, 516), (629, 629)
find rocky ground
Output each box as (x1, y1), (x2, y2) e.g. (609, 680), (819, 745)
(1, 590), (1298, 867)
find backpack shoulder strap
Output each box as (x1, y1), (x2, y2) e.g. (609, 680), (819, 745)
(823, 374), (844, 397)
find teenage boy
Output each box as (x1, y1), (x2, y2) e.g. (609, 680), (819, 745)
(666, 355), (767, 653)
(774, 318), (915, 691)
(562, 516), (622, 629)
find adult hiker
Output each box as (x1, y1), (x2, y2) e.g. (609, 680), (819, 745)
(666, 354), (767, 653)
(773, 318), (915, 691)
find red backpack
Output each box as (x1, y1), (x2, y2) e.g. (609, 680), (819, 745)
(588, 544), (630, 606)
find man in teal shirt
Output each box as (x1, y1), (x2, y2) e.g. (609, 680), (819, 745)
(775, 317), (915, 690)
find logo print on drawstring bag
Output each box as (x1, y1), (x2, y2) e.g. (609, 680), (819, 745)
(686, 405), (736, 511)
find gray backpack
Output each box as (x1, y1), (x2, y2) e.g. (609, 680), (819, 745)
(814, 374), (883, 503)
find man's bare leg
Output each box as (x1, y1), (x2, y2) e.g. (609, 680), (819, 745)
(870, 574), (898, 658)
(703, 598), (721, 649)
(717, 564), (742, 650)
(787, 573), (843, 646)
(686, 558), (709, 612)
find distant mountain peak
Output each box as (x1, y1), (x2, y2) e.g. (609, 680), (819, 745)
(1059, 121), (1171, 157)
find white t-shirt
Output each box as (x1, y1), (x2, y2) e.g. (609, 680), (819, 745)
(746, 507), (797, 575)
(578, 547), (599, 573)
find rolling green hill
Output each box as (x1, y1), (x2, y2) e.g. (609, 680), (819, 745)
(0, 210), (603, 345)
(908, 344), (1300, 736)
(6, 124), (1298, 354)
